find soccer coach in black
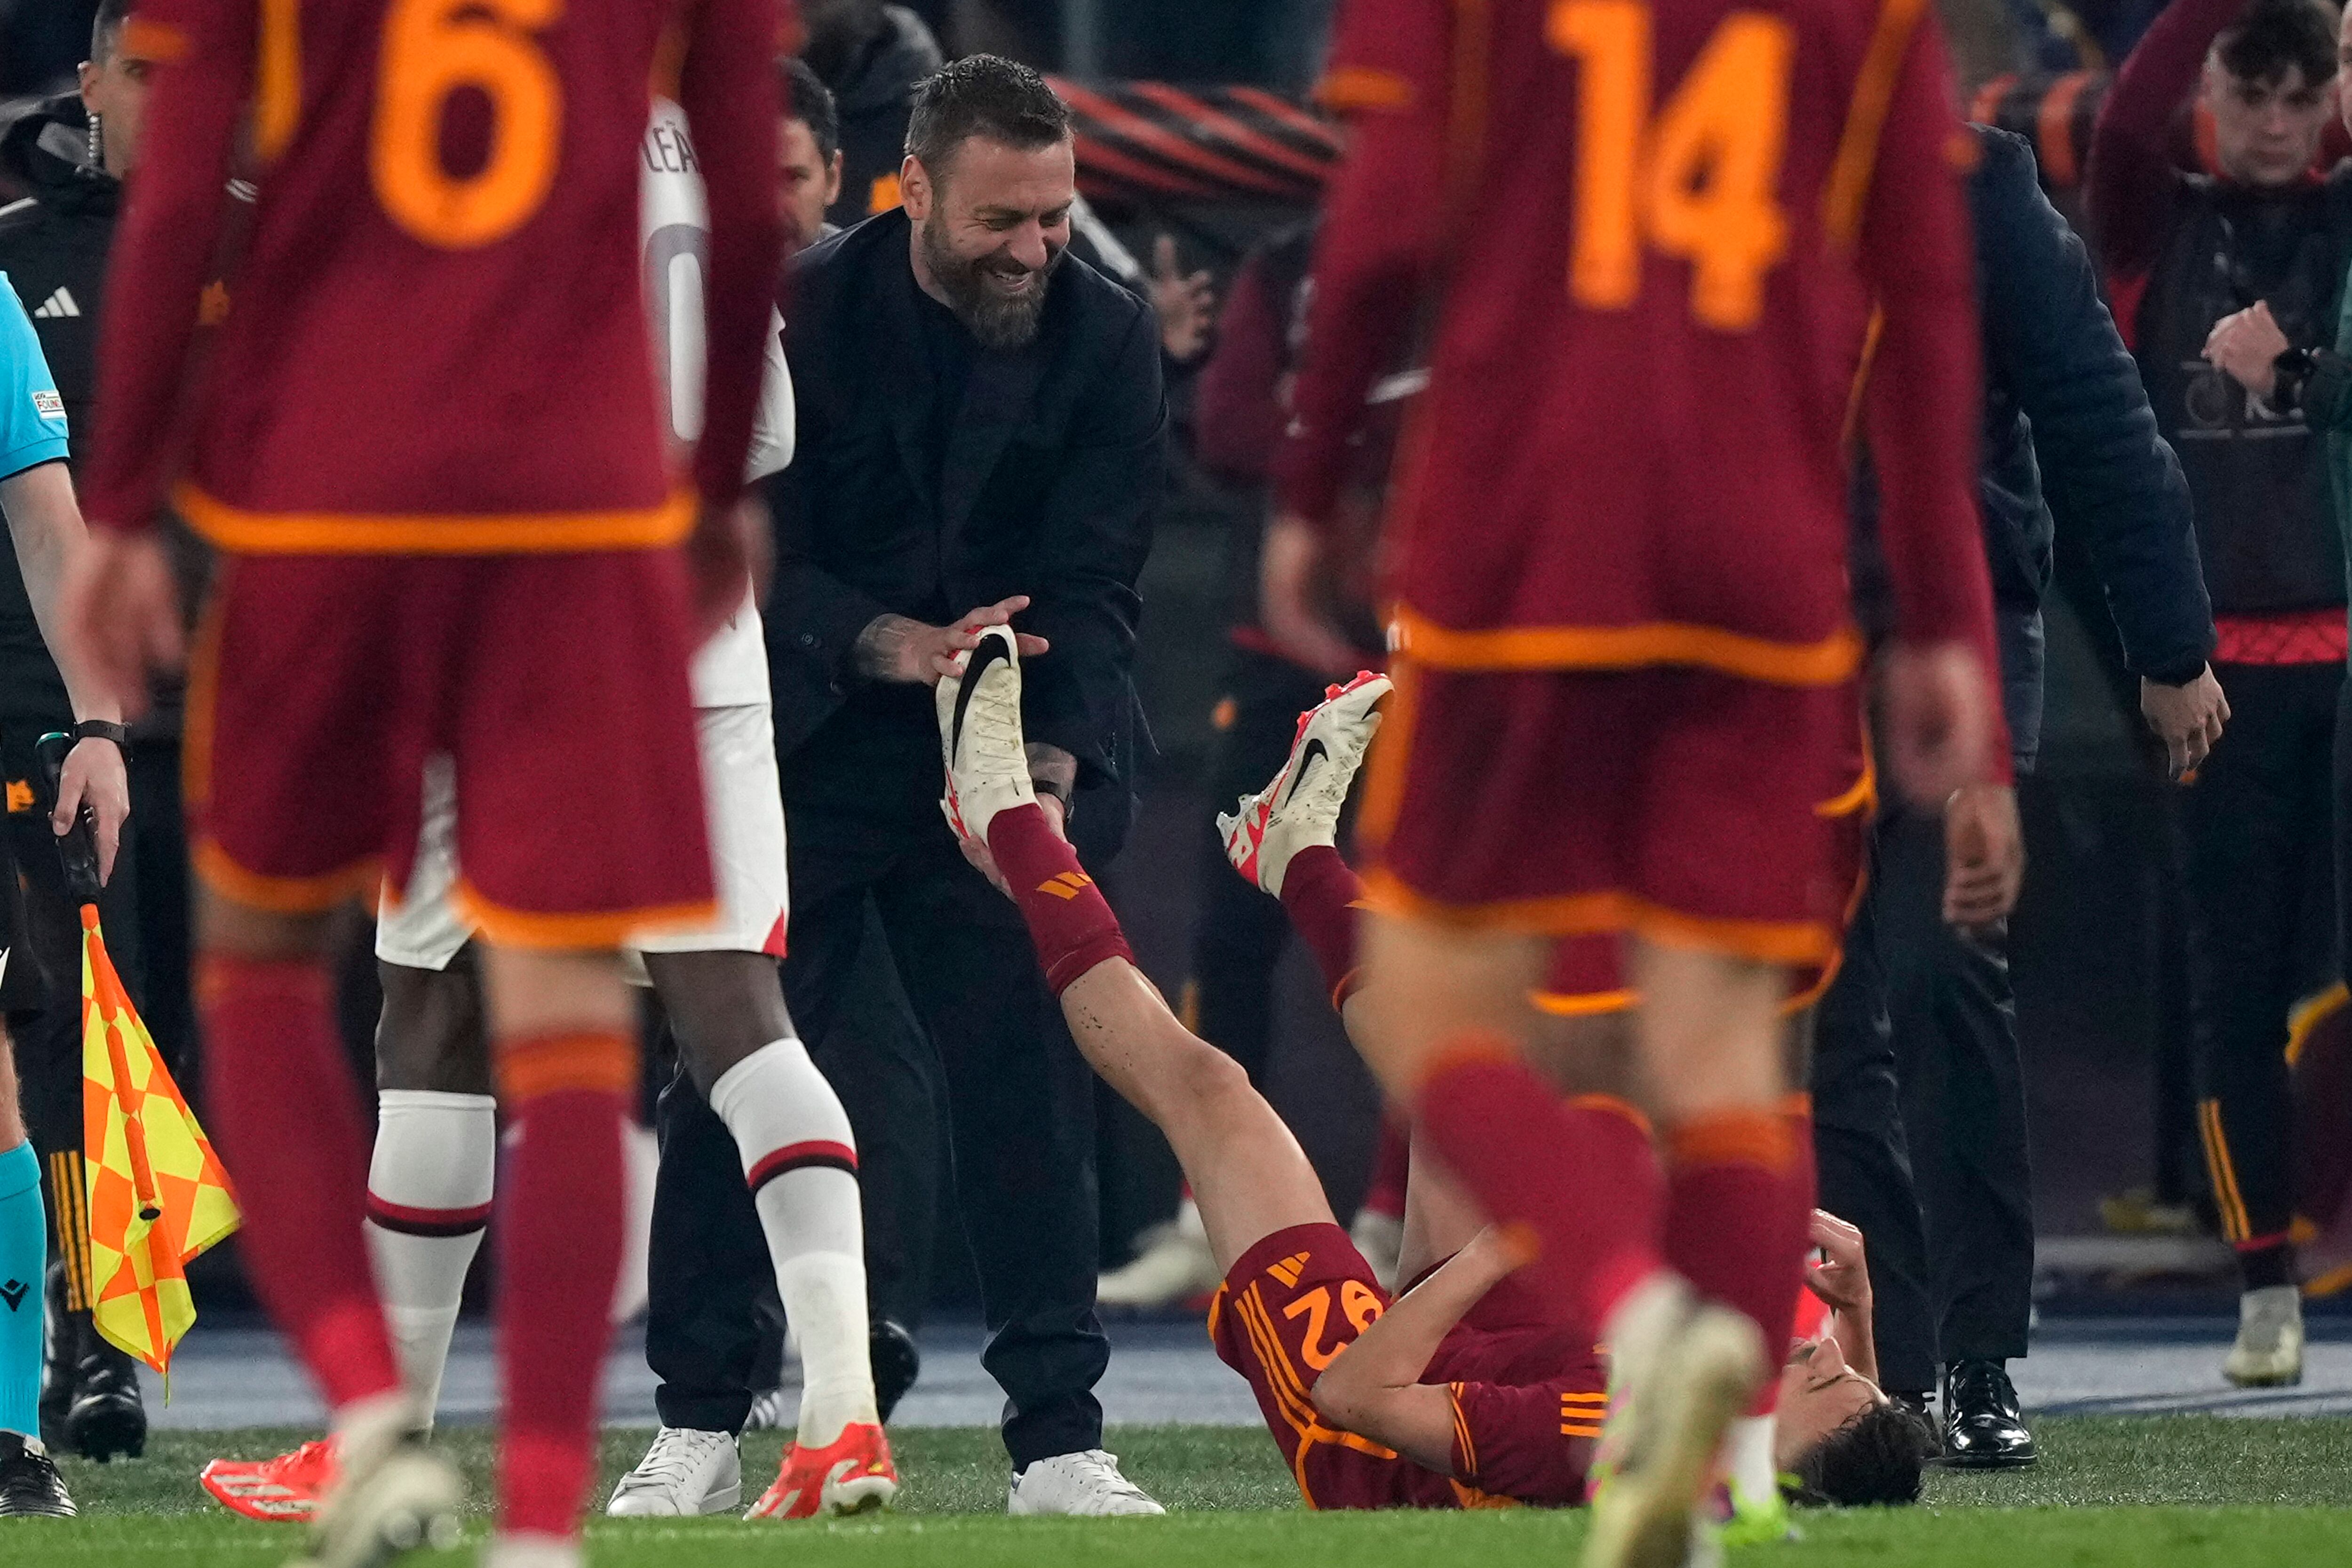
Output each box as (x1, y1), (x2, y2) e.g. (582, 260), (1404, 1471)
(660, 56), (1167, 1512)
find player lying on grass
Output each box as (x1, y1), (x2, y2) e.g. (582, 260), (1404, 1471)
(935, 629), (1933, 1511)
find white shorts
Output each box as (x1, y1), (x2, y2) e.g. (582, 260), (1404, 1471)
(375, 702), (791, 985)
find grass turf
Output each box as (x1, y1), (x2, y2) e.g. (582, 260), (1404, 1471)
(11, 1418), (2352, 1566)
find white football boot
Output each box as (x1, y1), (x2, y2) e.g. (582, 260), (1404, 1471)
(1007, 1449), (1165, 1516)
(2224, 1284), (2304, 1387)
(937, 625), (1036, 844)
(604, 1426), (742, 1516)
(1219, 671), (1388, 897)
(290, 1395), (462, 1568)
(1097, 1199), (1222, 1310)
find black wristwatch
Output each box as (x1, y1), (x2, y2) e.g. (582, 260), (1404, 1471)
(2272, 347), (2317, 410)
(72, 719), (128, 748)
(1032, 774), (1073, 815)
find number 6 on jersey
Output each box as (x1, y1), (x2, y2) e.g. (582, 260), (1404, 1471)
(1548, 0), (1794, 332)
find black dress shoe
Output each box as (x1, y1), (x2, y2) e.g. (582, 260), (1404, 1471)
(871, 1318), (920, 1424)
(1940, 1358), (2036, 1468)
(0, 1433), (75, 1517)
(64, 1316), (148, 1463)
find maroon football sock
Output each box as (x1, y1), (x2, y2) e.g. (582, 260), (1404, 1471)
(986, 804), (1135, 993)
(1416, 1039), (1662, 1330)
(199, 954), (403, 1413)
(1360, 1116), (1409, 1220)
(1276, 845), (1367, 1007)
(1663, 1107), (1809, 1409)
(495, 1032), (634, 1538)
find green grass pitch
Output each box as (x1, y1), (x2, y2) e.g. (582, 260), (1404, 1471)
(11, 1418), (2352, 1566)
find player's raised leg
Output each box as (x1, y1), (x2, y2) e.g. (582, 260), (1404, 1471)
(0, 1028), (71, 1518)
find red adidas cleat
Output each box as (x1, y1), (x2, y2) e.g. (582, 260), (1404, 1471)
(199, 1438), (338, 1522)
(745, 1422), (898, 1520)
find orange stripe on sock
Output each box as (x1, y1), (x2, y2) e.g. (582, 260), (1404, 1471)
(1665, 1110), (1796, 1172)
(1566, 1092), (1653, 1141)
(496, 1031), (638, 1105)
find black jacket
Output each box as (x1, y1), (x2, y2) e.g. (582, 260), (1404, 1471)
(767, 208), (1165, 795)
(1861, 127), (2215, 685)
(813, 5), (941, 230)
(0, 94), (112, 723)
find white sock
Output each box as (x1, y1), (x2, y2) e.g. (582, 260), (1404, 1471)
(708, 1040), (878, 1446)
(1724, 1413), (1778, 1508)
(365, 1090), (497, 1429)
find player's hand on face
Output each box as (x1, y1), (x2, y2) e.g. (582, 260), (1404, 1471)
(686, 494), (771, 643)
(2139, 667), (2229, 781)
(1260, 514), (1362, 677)
(1878, 640), (1995, 810)
(2202, 301), (2290, 398)
(1941, 781), (2023, 931)
(56, 735), (128, 885)
(1803, 1210), (1872, 1316)
(60, 528), (183, 724)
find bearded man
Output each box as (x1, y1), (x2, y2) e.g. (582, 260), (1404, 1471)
(649, 54), (1170, 1515)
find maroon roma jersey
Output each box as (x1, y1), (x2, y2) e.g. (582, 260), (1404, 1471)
(88, 0), (785, 553)
(1280, 0), (1996, 688)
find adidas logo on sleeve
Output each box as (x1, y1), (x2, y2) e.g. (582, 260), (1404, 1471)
(31, 287), (79, 318)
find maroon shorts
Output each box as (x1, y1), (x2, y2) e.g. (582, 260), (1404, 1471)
(185, 550), (710, 947)
(1209, 1223), (1465, 1510)
(1362, 658), (1862, 970)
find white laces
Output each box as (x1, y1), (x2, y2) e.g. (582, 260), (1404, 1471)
(623, 1427), (731, 1489)
(1056, 1449), (1151, 1503)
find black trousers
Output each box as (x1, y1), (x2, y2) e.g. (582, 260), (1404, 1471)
(646, 741), (1107, 1465)
(1184, 649), (1334, 1084)
(2183, 661), (2340, 1266)
(1812, 796), (2034, 1392)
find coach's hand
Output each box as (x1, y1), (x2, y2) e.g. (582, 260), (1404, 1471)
(1879, 640), (1996, 810)
(687, 495), (772, 642)
(2140, 666), (2228, 781)
(1260, 514), (1363, 677)
(56, 735), (128, 885)
(854, 597), (1049, 685)
(59, 528), (183, 724)
(1942, 782), (2023, 931)
(1803, 1210), (1873, 1319)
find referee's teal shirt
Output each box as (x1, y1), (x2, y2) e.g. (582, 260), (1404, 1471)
(0, 274), (69, 484)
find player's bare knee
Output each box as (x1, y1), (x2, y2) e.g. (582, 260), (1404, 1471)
(477, 943), (632, 1041)
(375, 955), (491, 1095)
(641, 949), (791, 1094)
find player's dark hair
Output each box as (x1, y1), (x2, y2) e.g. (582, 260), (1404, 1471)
(2214, 0), (2339, 87)
(1787, 1401), (1939, 1508)
(904, 54), (1071, 178)
(781, 56), (841, 167)
(91, 0), (133, 63)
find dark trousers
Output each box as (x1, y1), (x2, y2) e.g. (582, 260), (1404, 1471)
(646, 743), (1107, 1465)
(2184, 661), (2340, 1268)
(1184, 649), (1335, 1083)
(1812, 798), (2034, 1392)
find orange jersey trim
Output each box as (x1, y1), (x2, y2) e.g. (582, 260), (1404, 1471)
(1532, 986), (1637, 1019)
(497, 1031), (639, 1104)
(1390, 605), (1863, 686)
(1820, 0), (1931, 250)
(1318, 65), (1416, 113)
(121, 17), (190, 60)
(1360, 866), (1838, 969)
(176, 484), (695, 556)
(2285, 982), (2348, 1069)
(451, 879), (718, 954)
(193, 838), (381, 914)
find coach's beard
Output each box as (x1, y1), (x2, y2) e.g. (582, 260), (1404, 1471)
(922, 217), (1062, 349)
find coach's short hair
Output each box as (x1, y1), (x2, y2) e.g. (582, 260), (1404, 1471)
(2215, 0), (2340, 86)
(92, 0), (132, 62)
(904, 55), (1071, 176)
(1788, 1401), (1939, 1508)
(781, 56), (841, 166)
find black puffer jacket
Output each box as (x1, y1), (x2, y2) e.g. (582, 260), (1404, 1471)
(0, 93), (113, 722)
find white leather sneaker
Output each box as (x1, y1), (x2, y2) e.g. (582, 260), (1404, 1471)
(2223, 1284), (2304, 1388)
(604, 1426), (742, 1517)
(1007, 1449), (1165, 1516)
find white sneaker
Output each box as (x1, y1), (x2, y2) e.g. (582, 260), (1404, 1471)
(1219, 671), (1388, 897)
(1097, 1200), (1222, 1309)
(2224, 1284), (2304, 1387)
(1007, 1449), (1165, 1516)
(937, 624), (1035, 844)
(293, 1417), (463, 1568)
(1583, 1274), (1764, 1568)
(604, 1426), (742, 1517)
(1348, 1207), (1406, 1293)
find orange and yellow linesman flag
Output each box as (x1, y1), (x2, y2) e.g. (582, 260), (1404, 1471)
(80, 905), (239, 1381)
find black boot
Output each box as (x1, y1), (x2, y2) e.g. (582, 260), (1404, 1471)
(0, 1433), (74, 1517)
(1941, 1358), (2036, 1468)
(64, 1313), (147, 1463)
(871, 1318), (920, 1424)
(36, 1264), (70, 1450)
